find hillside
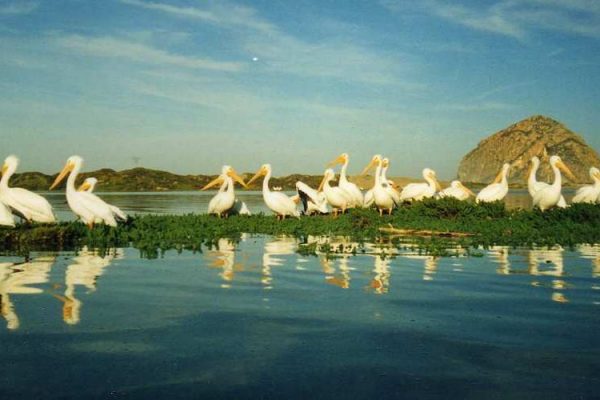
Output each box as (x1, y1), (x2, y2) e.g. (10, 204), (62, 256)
(458, 115), (600, 184)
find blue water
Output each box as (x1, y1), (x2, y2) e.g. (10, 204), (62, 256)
(1, 237), (599, 399)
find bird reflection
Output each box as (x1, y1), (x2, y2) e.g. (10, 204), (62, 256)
(528, 247), (568, 303)
(262, 237), (297, 290)
(578, 245), (600, 278)
(53, 247), (122, 325)
(0, 256), (56, 330)
(311, 237), (358, 290)
(204, 238), (238, 288)
(489, 246), (511, 275)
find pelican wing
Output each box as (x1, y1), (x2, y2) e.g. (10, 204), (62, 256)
(573, 185), (599, 204)
(266, 191), (299, 217)
(400, 183), (428, 201)
(3, 188), (55, 222)
(76, 192), (117, 226)
(0, 202), (15, 227)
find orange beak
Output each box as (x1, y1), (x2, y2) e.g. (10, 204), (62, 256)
(327, 154), (346, 168)
(50, 163), (73, 190)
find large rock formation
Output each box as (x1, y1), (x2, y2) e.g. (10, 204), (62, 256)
(458, 115), (600, 184)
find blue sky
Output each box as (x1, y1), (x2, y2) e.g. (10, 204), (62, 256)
(0, 0), (598, 178)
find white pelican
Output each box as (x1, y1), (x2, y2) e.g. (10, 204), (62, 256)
(532, 156), (576, 211)
(572, 167), (600, 204)
(361, 155), (396, 215)
(50, 156), (120, 228)
(293, 181), (329, 215)
(0, 155), (56, 223)
(231, 199), (251, 216)
(328, 153), (363, 207)
(202, 165), (248, 217)
(318, 169), (352, 216)
(476, 163), (511, 203)
(399, 168), (441, 202)
(381, 158), (401, 204)
(77, 177), (128, 221)
(361, 154), (382, 208)
(438, 180), (475, 201)
(527, 156), (566, 208)
(248, 164), (299, 220)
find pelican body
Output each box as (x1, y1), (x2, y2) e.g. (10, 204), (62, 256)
(0, 155), (55, 223)
(532, 156), (576, 211)
(78, 177), (128, 221)
(50, 156), (120, 228)
(439, 180), (475, 201)
(0, 201), (15, 227)
(328, 153), (363, 207)
(361, 155), (396, 215)
(202, 166), (248, 217)
(476, 164), (511, 203)
(528, 157), (566, 208)
(294, 181), (329, 215)
(400, 168), (441, 202)
(572, 167), (600, 204)
(318, 169), (352, 216)
(248, 164), (299, 219)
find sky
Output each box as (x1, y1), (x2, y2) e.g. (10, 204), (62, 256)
(0, 0), (598, 178)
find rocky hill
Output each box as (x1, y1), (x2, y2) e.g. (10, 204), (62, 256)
(458, 115), (600, 184)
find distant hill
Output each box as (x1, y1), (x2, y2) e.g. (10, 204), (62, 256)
(458, 115), (600, 184)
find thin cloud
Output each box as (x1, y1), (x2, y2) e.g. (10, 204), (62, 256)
(438, 101), (516, 112)
(0, 1), (38, 15)
(53, 34), (243, 72)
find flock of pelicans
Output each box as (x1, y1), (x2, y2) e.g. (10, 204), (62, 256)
(0, 153), (599, 227)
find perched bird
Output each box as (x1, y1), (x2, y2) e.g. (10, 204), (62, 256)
(532, 156), (576, 211)
(380, 158), (401, 205)
(318, 169), (352, 216)
(202, 165), (248, 218)
(293, 181), (329, 215)
(247, 164), (299, 220)
(438, 180), (475, 201)
(77, 177), (128, 221)
(0, 155), (55, 223)
(527, 156), (566, 208)
(476, 163), (511, 203)
(572, 167), (600, 204)
(50, 156), (120, 228)
(328, 153), (363, 207)
(361, 155), (396, 215)
(399, 168), (441, 202)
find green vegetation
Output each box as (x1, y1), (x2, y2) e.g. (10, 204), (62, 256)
(1, 198), (599, 258)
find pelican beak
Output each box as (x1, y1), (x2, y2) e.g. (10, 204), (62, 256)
(557, 160), (577, 181)
(50, 162), (73, 190)
(526, 162), (534, 180)
(0, 164), (7, 176)
(594, 171), (600, 181)
(360, 159), (377, 176)
(202, 176), (224, 190)
(327, 155), (346, 168)
(382, 159), (389, 168)
(492, 169), (504, 184)
(247, 168), (264, 187)
(77, 181), (92, 192)
(317, 174), (327, 192)
(389, 180), (399, 189)
(434, 178), (442, 192)
(460, 183), (476, 197)
(228, 169), (248, 189)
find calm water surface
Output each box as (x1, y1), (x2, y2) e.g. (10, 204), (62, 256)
(1, 236), (599, 399)
(40, 189), (577, 220)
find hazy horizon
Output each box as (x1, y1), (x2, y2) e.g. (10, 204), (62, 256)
(0, 0), (598, 179)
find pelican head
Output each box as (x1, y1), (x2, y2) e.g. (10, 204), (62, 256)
(50, 155), (84, 190)
(423, 168), (442, 191)
(360, 154), (383, 176)
(78, 177), (98, 192)
(202, 165), (248, 190)
(550, 156), (576, 181)
(247, 164), (272, 187)
(590, 167), (600, 182)
(328, 152), (349, 167)
(492, 163), (511, 184)
(382, 158), (390, 168)
(457, 181), (475, 197)
(318, 168), (336, 191)
(1, 155), (19, 177)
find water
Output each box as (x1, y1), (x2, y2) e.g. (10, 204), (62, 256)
(1, 236), (599, 399)
(40, 189), (577, 221)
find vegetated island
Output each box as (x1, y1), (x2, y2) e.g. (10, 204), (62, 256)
(1, 199), (599, 258)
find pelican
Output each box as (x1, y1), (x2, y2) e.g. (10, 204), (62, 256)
(77, 177), (128, 221)
(476, 163), (511, 203)
(399, 168), (441, 202)
(361, 155), (396, 215)
(572, 167), (600, 204)
(381, 158), (401, 204)
(532, 156), (576, 211)
(318, 169), (352, 216)
(247, 164), (299, 219)
(0, 155), (56, 223)
(438, 180), (475, 201)
(0, 201), (15, 227)
(50, 156), (120, 228)
(362, 154), (382, 208)
(528, 156), (567, 208)
(292, 181), (329, 215)
(202, 165), (248, 217)
(328, 153), (363, 207)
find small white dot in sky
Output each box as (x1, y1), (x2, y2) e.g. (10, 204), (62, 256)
(252, 57), (259, 62)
